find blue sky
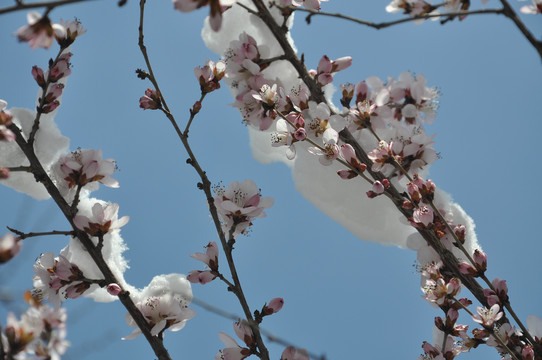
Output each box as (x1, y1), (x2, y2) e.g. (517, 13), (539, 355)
(1, 1), (541, 359)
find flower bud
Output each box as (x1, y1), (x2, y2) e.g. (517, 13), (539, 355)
(294, 127), (307, 141)
(32, 66), (46, 87)
(107, 283), (122, 296)
(263, 297), (284, 315)
(473, 249), (487, 273)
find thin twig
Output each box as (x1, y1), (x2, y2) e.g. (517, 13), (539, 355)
(6, 166), (32, 172)
(280, 5), (505, 30)
(0, 0), (94, 15)
(6, 227), (74, 240)
(192, 297), (327, 360)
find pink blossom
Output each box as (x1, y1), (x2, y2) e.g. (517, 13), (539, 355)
(281, 346), (309, 360)
(307, 128), (340, 166)
(139, 88), (162, 110)
(0, 99), (15, 142)
(188, 242), (219, 284)
(312, 55), (352, 86)
(213, 180), (274, 236)
(272, 114), (306, 160)
(422, 277), (460, 305)
(190, 241), (219, 270)
(0, 233), (21, 263)
(58, 18), (86, 46)
(413, 203), (434, 227)
(195, 60), (226, 93)
(73, 202), (129, 237)
(214, 332), (251, 360)
(233, 320), (255, 347)
(48, 52), (72, 82)
(368, 140), (396, 174)
(15, 12), (66, 49)
(302, 0), (328, 11)
(33, 252), (90, 308)
(58, 148), (119, 189)
(483, 278), (509, 307)
(173, 0), (236, 32)
(124, 292), (196, 339)
(187, 270), (217, 284)
(472, 304), (503, 328)
(520, 0), (542, 14)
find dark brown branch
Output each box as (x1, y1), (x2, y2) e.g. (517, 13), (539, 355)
(0, 0), (94, 15)
(6, 166), (32, 172)
(7, 122), (173, 360)
(246, 4), (533, 357)
(499, 0), (542, 61)
(138, 1), (270, 358)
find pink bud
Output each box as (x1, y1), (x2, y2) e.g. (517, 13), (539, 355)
(317, 55), (332, 74)
(492, 278), (509, 303)
(337, 169), (357, 179)
(522, 345), (534, 360)
(294, 128), (307, 141)
(434, 316), (445, 331)
(32, 66), (46, 87)
(372, 180), (385, 194)
(0, 233), (21, 263)
(191, 101), (202, 115)
(459, 261), (478, 277)
(0, 127), (15, 142)
(473, 249), (487, 272)
(139, 88), (161, 110)
(264, 298), (284, 315)
(331, 56), (352, 72)
(234, 320), (255, 347)
(41, 100), (60, 114)
(381, 178), (390, 189)
(446, 308), (459, 324)
(106, 283), (122, 296)
(454, 224), (466, 242)
(0, 110), (13, 127)
(0, 167), (9, 179)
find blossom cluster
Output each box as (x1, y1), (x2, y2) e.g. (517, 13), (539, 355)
(33, 252), (95, 309)
(213, 179), (274, 237)
(2, 15), (198, 349)
(1, 294), (69, 360)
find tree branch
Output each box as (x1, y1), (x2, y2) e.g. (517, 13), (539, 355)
(138, 1), (270, 358)
(7, 122), (173, 360)
(0, 0), (95, 15)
